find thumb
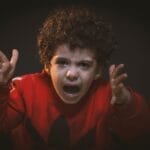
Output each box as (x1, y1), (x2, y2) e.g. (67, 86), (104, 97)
(10, 49), (19, 68)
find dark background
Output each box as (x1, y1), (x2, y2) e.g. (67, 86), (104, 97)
(0, 0), (150, 100)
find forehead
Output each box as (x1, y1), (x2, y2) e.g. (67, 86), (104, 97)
(53, 44), (96, 60)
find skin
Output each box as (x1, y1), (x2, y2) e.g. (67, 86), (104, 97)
(47, 44), (99, 104)
(0, 49), (18, 86)
(0, 47), (131, 105)
(109, 64), (131, 105)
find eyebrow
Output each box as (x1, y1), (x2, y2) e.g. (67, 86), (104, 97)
(54, 57), (69, 62)
(54, 56), (94, 63)
(78, 60), (94, 65)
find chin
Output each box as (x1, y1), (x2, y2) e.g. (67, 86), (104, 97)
(61, 98), (81, 104)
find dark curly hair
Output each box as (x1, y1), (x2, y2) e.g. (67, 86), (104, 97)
(37, 6), (117, 67)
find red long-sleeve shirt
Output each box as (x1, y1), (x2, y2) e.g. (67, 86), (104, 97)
(0, 71), (150, 150)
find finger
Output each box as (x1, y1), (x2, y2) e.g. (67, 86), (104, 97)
(109, 64), (115, 77)
(111, 64), (125, 79)
(0, 50), (9, 62)
(10, 49), (19, 68)
(111, 84), (124, 105)
(0, 61), (11, 73)
(111, 73), (127, 88)
(0, 49), (18, 75)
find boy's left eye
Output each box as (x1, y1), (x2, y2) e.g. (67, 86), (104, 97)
(78, 62), (91, 70)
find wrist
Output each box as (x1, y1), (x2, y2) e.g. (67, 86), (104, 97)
(0, 81), (10, 89)
(111, 88), (132, 105)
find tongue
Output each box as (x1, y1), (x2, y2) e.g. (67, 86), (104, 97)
(63, 85), (80, 94)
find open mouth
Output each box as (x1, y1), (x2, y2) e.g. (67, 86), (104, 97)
(63, 85), (80, 94)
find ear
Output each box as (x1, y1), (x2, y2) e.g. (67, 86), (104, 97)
(44, 64), (50, 74)
(94, 67), (103, 80)
(94, 73), (101, 80)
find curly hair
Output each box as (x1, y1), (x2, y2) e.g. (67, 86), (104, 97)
(37, 6), (117, 67)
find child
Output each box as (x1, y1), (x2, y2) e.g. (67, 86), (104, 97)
(0, 6), (149, 150)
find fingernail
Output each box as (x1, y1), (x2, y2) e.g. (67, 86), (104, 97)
(124, 73), (128, 77)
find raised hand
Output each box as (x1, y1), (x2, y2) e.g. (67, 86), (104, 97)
(0, 49), (19, 86)
(109, 64), (132, 105)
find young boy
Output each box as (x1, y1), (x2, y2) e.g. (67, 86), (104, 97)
(0, 6), (149, 150)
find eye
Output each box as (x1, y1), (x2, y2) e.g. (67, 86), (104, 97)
(78, 62), (91, 70)
(56, 58), (69, 67)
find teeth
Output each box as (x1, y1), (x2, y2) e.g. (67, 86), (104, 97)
(63, 85), (80, 94)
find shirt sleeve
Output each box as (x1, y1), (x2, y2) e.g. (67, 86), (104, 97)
(0, 78), (25, 133)
(109, 89), (150, 148)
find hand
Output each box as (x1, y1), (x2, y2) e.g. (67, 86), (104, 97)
(109, 64), (132, 105)
(0, 49), (19, 86)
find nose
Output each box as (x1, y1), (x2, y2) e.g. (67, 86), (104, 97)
(66, 68), (78, 81)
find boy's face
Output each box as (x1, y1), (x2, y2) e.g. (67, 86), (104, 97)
(49, 44), (99, 104)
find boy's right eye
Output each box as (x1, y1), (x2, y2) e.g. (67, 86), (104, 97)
(56, 58), (69, 67)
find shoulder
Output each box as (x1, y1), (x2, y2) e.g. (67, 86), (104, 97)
(94, 78), (111, 94)
(91, 78), (112, 104)
(12, 73), (40, 83)
(11, 70), (49, 87)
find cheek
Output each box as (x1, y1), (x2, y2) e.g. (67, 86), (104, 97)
(50, 67), (59, 83)
(50, 67), (65, 84)
(82, 70), (96, 82)
(81, 72), (96, 88)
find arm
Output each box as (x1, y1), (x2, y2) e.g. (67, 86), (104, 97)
(0, 49), (24, 133)
(108, 64), (150, 147)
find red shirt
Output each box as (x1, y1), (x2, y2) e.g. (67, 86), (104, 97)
(0, 71), (150, 150)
